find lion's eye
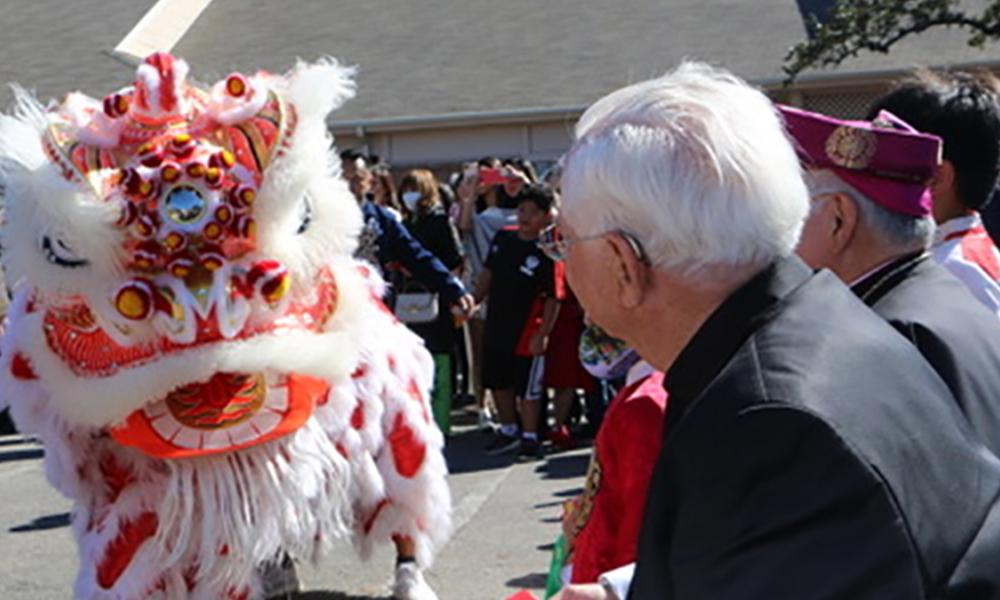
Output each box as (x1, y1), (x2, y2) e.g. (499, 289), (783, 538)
(297, 194), (313, 235)
(41, 235), (89, 268)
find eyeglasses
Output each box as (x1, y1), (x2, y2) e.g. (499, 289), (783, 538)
(537, 223), (649, 264)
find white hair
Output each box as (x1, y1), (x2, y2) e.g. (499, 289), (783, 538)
(561, 62), (809, 275)
(806, 170), (934, 252)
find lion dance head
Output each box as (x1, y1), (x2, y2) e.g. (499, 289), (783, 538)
(0, 52), (366, 453)
(0, 54), (453, 599)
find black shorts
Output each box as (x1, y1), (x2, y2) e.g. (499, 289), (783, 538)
(482, 346), (535, 396)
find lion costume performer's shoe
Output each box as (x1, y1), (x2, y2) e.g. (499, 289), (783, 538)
(392, 561), (438, 600)
(0, 53), (451, 600)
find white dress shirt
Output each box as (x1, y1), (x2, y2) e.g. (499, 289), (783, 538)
(932, 212), (1000, 317)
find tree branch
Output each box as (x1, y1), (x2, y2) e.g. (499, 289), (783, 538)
(783, 0), (1000, 83)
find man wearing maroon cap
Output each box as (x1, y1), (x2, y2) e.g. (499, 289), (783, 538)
(786, 105), (1000, 458)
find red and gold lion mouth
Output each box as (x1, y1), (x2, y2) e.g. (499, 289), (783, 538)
(110, 371), (330, 459)
(168, 372), (267, 430)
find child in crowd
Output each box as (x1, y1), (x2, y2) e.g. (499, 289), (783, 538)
(473, 184), (562, 458)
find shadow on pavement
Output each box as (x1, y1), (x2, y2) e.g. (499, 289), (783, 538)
(0, 435), (33, 447)
(506, 572), (548, 589)
(9, 511), (71, 533)
(551, 487), (583, 499)
(444, 428), (515, 475)
(291, 593), (391, 600)
(536, 454), (588, 480)
(0, 447), (43, 463)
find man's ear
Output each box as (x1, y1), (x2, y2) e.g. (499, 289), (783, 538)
(931, 160), (957, 198)
(829, 192), (859, 255)
(606, 233), (647, 309)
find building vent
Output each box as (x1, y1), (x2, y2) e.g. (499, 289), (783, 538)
(801, 88), (886, 119)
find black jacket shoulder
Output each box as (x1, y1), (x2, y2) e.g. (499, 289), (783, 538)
(631, 262), (1000, 599)
(869, 259), (1000, 456)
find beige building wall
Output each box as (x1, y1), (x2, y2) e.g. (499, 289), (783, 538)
(332, 117), (578, 171)
(330, 69), (997, 172)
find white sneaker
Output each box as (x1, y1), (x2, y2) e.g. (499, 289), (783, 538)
(392, 562), (438, 600)
(477, 409), (496, 431)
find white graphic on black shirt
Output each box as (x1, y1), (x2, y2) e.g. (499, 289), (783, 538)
(521, 255), (540, 277)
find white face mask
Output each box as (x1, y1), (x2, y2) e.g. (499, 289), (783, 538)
(402, 191), (422, 211)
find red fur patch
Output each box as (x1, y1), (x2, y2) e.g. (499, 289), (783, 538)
(11, 353), (37, 380)
(388, 413), (426, 478)
(99, 453), (135, 504)
(363, 498), (390, 534)
(407, 379), (430, 423)
(183, 565), (198, 592)
(350, 401), (365, 429)
(96, 512), (158, 589)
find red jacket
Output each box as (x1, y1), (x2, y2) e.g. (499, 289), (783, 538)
(570, 371), (667, 584)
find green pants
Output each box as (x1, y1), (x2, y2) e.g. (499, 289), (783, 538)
(431, 353), (452, 436)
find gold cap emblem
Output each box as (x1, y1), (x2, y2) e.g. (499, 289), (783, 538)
(825, 125), (877, 170)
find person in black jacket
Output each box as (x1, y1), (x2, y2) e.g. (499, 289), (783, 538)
(786, 104), (1000, 458)
(398, 169), (465, 435)
(551, 62), (1000, 600)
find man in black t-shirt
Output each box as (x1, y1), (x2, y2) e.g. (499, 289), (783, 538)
(473, 185), (560, 457)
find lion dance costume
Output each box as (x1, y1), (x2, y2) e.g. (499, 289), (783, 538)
(0, 53), (451, 599)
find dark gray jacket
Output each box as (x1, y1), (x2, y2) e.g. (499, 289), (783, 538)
(853, 252), (1000, 458)
(630, 256), (1000, 599)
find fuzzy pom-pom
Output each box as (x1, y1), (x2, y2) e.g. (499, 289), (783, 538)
(284, 57), (357, 124)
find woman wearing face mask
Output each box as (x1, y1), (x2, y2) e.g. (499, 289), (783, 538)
(398, 169), (465, 435)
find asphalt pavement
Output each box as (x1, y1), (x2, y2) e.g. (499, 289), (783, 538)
(0, 413), (590, 600)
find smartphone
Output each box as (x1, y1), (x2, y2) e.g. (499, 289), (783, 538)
(479, 167), (507, 187)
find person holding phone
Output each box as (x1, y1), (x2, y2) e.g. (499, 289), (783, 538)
(457, 157), (518, 427)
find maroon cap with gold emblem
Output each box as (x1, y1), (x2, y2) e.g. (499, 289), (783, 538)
(778, 105), (942, 217)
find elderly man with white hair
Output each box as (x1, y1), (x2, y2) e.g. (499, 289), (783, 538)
(785, 105), (1000, 459)
(549, 63), (1000, 600)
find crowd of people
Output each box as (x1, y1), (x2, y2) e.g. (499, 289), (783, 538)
(337, 149), (602, 461)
